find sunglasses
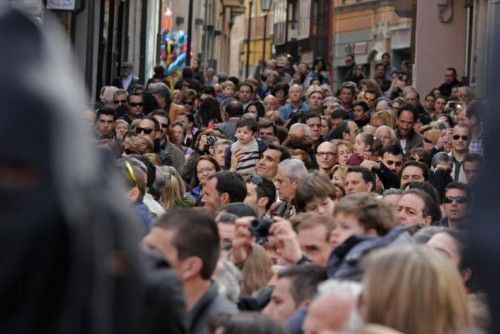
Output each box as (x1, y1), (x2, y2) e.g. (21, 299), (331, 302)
(452, 135), (469, 141)
(136, 127), (154, 135)
(114, 100), (127, 105)
(443, 196), (468, 204)
(160, 123), (169, 129)
(129, 102), (143, 107)
(124, 148), (137, 155)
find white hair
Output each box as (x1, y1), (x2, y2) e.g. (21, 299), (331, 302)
(316, 279), (363, 333)
(375, 125), (396, 141)
(278, 158), (308, 180)
(289, 122), (312, 137)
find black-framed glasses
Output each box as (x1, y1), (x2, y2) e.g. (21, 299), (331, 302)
(452, 135), (469, 141)
(316, 152), (335, 158)
(136, 127), (154, 135)
(443, 196), (468, 204)
(114, 99), (127, 105)
(129, 102), (143, 107)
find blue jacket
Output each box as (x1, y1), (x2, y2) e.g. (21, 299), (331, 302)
(279, 102), (310, 120)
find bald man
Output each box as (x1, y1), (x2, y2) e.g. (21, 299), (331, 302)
(316, 142), (336, 175)
(263, 95), (280, 113)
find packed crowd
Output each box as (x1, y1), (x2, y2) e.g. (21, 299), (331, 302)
(87, 53), (487, 334)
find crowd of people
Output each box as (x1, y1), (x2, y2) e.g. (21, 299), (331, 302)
(86, 53), (488, 334)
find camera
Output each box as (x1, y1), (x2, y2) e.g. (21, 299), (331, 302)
(249, 217), (274, 245)
(207, 136), (217, 146)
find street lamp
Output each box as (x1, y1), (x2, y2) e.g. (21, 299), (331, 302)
(261, 0), (271, 64)
(246, 0), (254, 78)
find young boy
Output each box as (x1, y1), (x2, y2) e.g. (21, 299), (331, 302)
(219, 80), (236, 103)
(224, 117), (267, 176)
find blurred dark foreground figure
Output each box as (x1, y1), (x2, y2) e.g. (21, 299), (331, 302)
(0, 8), (185, 333)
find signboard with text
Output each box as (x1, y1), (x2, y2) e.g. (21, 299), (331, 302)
(46, 0), (76, 10)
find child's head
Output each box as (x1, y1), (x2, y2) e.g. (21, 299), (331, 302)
(222, 81), (235, 97)
(330, 193), (397, 248)
(235, 117), (258, 145)
(294, 171), (341, 215)
(354, 133), (374, 155)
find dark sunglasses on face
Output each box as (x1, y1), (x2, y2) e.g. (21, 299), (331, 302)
(452, 135), (469, 141)
(129, 102), (143, 107)
(114, 99), (127, 105)
(160, 123), (169, 129)
(443, 196), (468, 204)
(136, 127), (154, 135)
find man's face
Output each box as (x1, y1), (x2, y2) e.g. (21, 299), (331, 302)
(397, 110), (415, 138)
(445, 70), (456, 84)
(435, 98), (447, 112)
(345, 121), (359, 144)
(375, 65), (385, 78)
(144, 227), (182, 275)
(344, 55), (354, 66)
(425, 95), (435, 110)
(259, 126), (275, 137)
(306, 116), (322, 142)
(262, 277), (297, 323)
(400, 166), (425, 189)
(298, 225), (331, 267)
(308, 92), (324, 111)
(128, 95), (144, 117)
(397, 193), (430, 225)
(463, 161), (481, 184)
(238, 85), (252, 103)
(264, 96), (279, 111)
(405, 92), (419, 106)
(201, 177), (223, 214)
(274, 167), (297, 203)
(330, 212), (366, 249)
(138, 119), (158, 142)
(256, 149), (281, 179)
(345, 172), (372, 195)
(451, 126), (470, 154)
(315, 142), (336, 171)
(213, 143), (230, 168)
(382, 54), (390, 65)
(244, 182), (258, 208)
(97, 114), (115, 136)
(381, 152), (404, 174)
(305, 196), (336, 216)
(114, 93), (128, 108)
(339, 88), (354, 105)
(122, 66), (132, 77)
(443, 188), (469, 223)
(289, 86), (303, 102)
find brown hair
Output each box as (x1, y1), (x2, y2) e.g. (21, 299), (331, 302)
(240, 244), (274, 296)
(363, 245), (471, 334)
(292, 213), (336, 241)
(123, 133), (153, 154)
(294, 172), (340, 213)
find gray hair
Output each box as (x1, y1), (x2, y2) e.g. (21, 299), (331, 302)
(214, 139), (232, 150)
(431, 152), (453, 168)
(413, 226), (448, 244)
(147, 82), (170, 100)
(289, 122), (312, 137)
(383, 188), (403, 197)
(316, 279), (363, 333)
(278, 159), (308, 180)
(375, 125), (396, 141)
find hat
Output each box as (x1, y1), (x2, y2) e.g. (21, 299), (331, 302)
(122, 62), (133, 69)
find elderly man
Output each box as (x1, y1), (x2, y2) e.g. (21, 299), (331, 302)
(263, 95), (280, 114)
(306, 86), (325, 114)
(279, 84), (310, 120)
(270, 159), (308, 219)
(112, 62), (139, 93)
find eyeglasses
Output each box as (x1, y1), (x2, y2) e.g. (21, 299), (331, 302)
(136, 127), (154, 135)
(114, 100), (127, 105)
(129, 102), (143, 107)
(443, 196), (468, 204)
(316, 152), (335, 158)
(452, 135), (469, 141)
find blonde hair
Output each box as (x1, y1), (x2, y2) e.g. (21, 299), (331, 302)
(363, 245), (471, 334)
(158, 166), (186, 210)
(240, 244), (274, 296)
(143, 153), (163, 166)
(370, 110), (396, 127)
(123, 134), (153, 154)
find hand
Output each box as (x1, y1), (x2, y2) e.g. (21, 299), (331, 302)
(230, 149), (245, 172)
(268, 217), (302, 265)
(231, 217), (254, 265)
(361, 160), (380, 171)
(198, 135), (208, 151)
(435, 130), (449, 150)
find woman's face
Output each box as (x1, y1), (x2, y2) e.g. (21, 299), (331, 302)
(196, 159), (217, 186)
(337, 144), (353, 166)
(247, 105), (258, 116)
(173, 125), (184, 145)
(321, 118), (330, 136)
(354, 135), (368, 155)
(115, 122), (129, 140)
